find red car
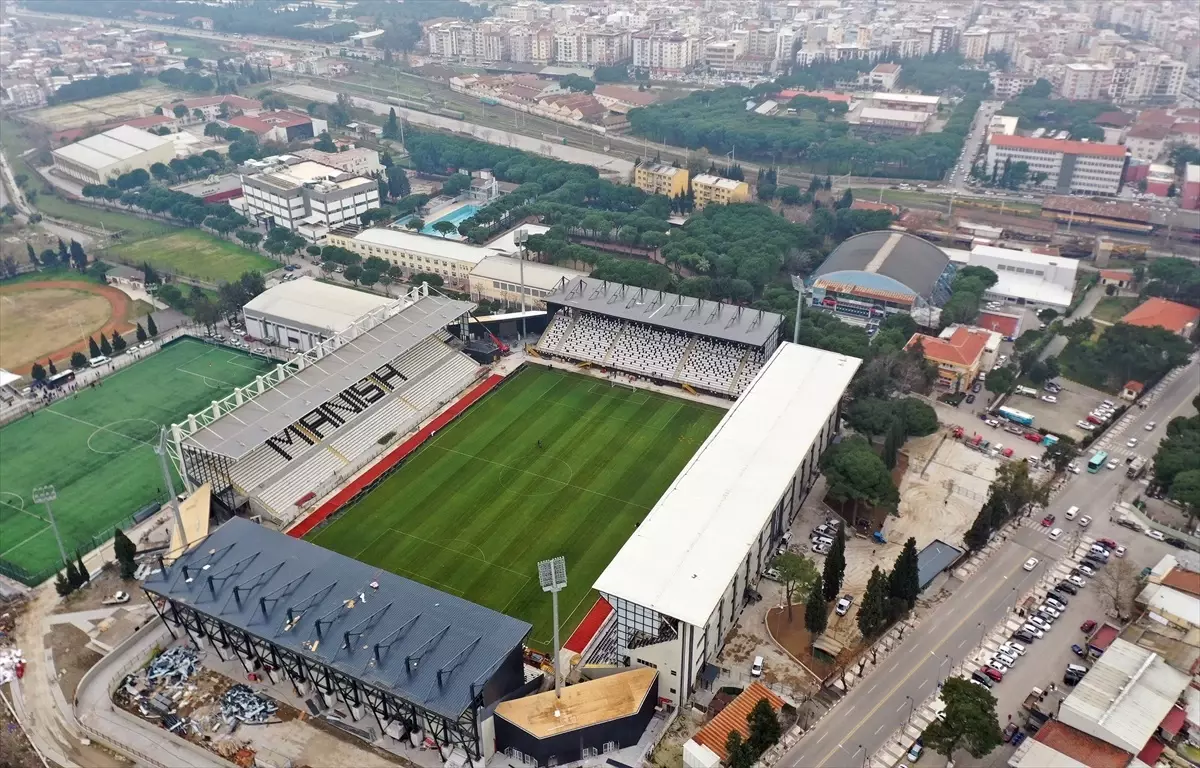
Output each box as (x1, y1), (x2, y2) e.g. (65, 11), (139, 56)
(983, 666), (1004, 682)
(1023, 432), (1043, 442)
(1080, 619), (1097, 634)
(1097, 538), (1118, 550)
(1041, 514), (1056, 526)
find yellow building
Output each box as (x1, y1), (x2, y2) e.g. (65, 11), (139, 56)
(326, 227), (495, 286)
(693, 174), (750, 208)
(633, 163), (688, 197)
(905, 327), (990, 393)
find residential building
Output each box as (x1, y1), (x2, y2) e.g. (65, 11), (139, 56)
(704, 41), (739, 71)
(862, 62), (901, 91)
(985, 135), (1128, 196)
(51, 125), (176, 185)
(1060, 62), (1114, 100)
(295, 147), (382, 176)
(1182, 163), (1200, 210)
(989, 72), (1037, 99)
(633, 163), (688, 198)
(468, 255), (587, 309)
(692, 175), (750, 208)
(905, 326), (989, 392)
(1125, 123), (1171, 162)
(426, 21), (475, 58)
(929, 24), (957, 54)
(960, 28), (989, 61)
(3, 81), (44, 108)
(582, 29), (630, 66)
(241, 159), (379, 240)
(1120, 297), (1200, 336)
(631, 31), (698, 74)
(180, 94), (262, 122)
(1145, 163), (1175, 196)
(327, 227), (498, 285)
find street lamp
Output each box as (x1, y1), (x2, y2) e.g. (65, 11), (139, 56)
(789, 274), (805, 344)
(537, 556), (567, 699)
(904, 695), (915, 724)
(32, 484), (69, 565)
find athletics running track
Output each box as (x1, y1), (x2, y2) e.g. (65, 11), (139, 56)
(287, 373), (504, 539)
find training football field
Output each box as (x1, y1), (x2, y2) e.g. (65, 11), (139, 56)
(0, 338), (275, 581)
(308, 365), (724, 647)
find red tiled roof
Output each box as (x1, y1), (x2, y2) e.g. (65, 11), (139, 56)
(1095, 110), (1134, 127)
(1100, 269), (1133, 280)
(976, 311), (1021, 337)
(1161, 566), (1200, 598)
(1089, 623), (1121, 652)
(563, 598), (612, 653)
(989, 134), (1128, 158)
(1128, 123), (1172, 140)
(1033, 721), (1132, 768)
(594, 85), (659, 107)
(226, 115), (272, 134)
(873, 62), (901, 73)
(907, 327), (989, 367)
(693, 683), (785, 761)
(1121, 297), (1200, 334)
(258, 110), (312, 128)
(1160, 705), (1187, 735)
(1123, 380), (1145, 393)
(1171, 122), (1200, 137)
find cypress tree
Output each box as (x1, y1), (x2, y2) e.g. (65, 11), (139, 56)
(805, 575), (828, 636)
(66, 558), (82, 588)
(822, 527), (846, 601)
(889, 537), (921, 609)
(147, 314), (158, 336)
(88, 336), (101, 358)
(76, 552), (90, 585)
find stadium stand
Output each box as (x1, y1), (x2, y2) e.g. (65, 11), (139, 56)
(537, 278), (783, 398)
(172, 288), (482, 526)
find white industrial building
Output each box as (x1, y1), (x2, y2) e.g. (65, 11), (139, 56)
(593, 343), (862, 707)
(242, 276), (394, 351)
(966, 244), (1078, 311)
(326, 227), (500, 285)
(51, 125), (177, 185)
(241, 159), (380, 240)
(985, 135), (1128, 196)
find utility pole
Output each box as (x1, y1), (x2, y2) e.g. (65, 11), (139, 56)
(32, 485), (69, 566)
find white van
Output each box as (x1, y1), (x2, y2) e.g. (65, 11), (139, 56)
(1064, 506), (1080, 520)
(751, 656), (764, 677)
(88, 355), (111, 367)
(1066, 663), (1087, 676)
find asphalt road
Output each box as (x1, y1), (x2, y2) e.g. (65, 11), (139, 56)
(780, 352), (1199, 768)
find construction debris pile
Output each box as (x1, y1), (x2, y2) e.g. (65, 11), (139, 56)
(147, 645), (198, 685)
(220, 684), (279, 724)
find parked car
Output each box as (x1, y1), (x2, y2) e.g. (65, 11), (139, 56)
(971, 670), (994, 687)
(835, 595), (853, 616)
(1097, 538), (1118, 549)
(1145, 421), (1157, 431)
(1079, 515), (1092, 527)
(1078, 563), (1096, 577)
(1041, 514), (1056, 526)
(907, 741), (924, 762)
(751, 656), (764, 677)
(1068, 575), (1087, 588)
(966, 394), (976, 404)
(1024, 431), (1043, 442)
(1056, 582), (1078, 595)
(1039, 604), (1061, 619)
(972, 383), (982, 393)
(993, 651), (1017, 667)
(1003, 723), (1019, 742)
(1001, 641), (1026, 657)
(1011, 731), (1027, 748)
(983, 666), (1004, 682)
(1080, 619), (1097, 633)
(1041, 395), (1058, 403)
(1165, 536), (1188, 549)
(1067, 462), (1080, 474)
(1021, 623), (1045, 638)
(1012, 629), (1037, 644)
(1071, 644), (1086, 657)
(1114, 545), (1127, 557)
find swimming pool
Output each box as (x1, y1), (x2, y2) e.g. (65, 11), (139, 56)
(421, 204), (480, 238)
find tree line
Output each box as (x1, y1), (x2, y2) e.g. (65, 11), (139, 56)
(1152, 398), (1200, 529)
(48, 73), (141, 105)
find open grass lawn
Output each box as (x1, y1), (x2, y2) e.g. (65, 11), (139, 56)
(308, 365), (724, 646)
(0, 338), (275, 582)
(35, 194), (177, 241)
(162, 35), (230, 60)
(1090, 295), (1140, 325)
(110, 230), (277, 284)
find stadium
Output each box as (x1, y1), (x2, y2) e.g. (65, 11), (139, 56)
(155, 273), (862, 764)
(807, 230), (957, 327)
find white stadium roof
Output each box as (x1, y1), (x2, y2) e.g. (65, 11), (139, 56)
(243, 276), (394, 333)
(52, 125), (174, 171)
(594, 342), (862, 627)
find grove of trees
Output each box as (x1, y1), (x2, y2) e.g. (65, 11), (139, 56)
(48, 73), (141, 105)
(1058, 322), (1192, 392)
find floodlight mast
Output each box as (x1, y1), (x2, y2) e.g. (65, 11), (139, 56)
(537, 556), (567, 699)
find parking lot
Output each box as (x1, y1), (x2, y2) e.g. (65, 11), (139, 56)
(1004, 378), (1113, 442)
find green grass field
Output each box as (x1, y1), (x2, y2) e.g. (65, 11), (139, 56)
(0, 338), (275, 581)
(308, 365), (724, 647)
(110, 230), (277, 283)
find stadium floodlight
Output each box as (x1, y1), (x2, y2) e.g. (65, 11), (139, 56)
(537, 556), (567, 699)
(514, 230), (530, 342)
(32, 484), (69, 566)
(790, 274), (805, 345)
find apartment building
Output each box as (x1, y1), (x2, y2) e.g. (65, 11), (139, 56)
(989, 72), (1037, 99)
(960, 28), (989, 61)
(241, 160), (380, 240)
(632, 31), (699, 74)
(862, 62), (901, 91)
(3, 81), (45, 107)
(929, 23), (958, 54)
(692, 175), (749, 208)
(1060, 62), (1113, 100)
(704, 41), (739, 71)
(985, 135), (1127, 196)
(180, 94), (262, 122)
(1125, 124), (1170, 162)
(634, 163), (688, 197)
(426, 21), (476, 58)
(294, 147), (382, 176)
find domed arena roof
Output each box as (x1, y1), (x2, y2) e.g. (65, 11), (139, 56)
(812, 231), (955, 306)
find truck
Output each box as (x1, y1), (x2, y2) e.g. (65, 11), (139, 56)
(1126, 456), (1147, 479)
(1021, 687), (1054, 732)
(997, 406), (1034, 427)
(1015, 385), (1038, 397)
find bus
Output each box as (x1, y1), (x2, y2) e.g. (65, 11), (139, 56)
(45, 370), (76, 389)
(1088, 451), (1109, 473)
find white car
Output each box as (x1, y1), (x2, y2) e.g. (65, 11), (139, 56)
(1145, 422), (1157, 431)
(1068, 575), (1087, 588)
(835, 595), (853, 615)
(764, 568), (781, 581)
(1126, 438), (1138, 448)
(988, 659), (1010, 674)
(993, 651), (1018, 666)
(1000, 641), (1026, 657)
(1048, 528), (1063, 541)
(1076, 421), (1096, 431)
(1041, 395), (1058, 403)
(1038, 604), (1061, 619)
(1079, 515), (1092, 528)
(1114, 545), (1127, 558)
(1067, 462), (1081, 474)
(1078, 564), (1096, 577)
(1029, 615), (1052, 632)
(1106, 460), (1119, 470)
(1023, 557), (1040, 571)
(1021, 623), (1045, 638)
(1146, 529), (1165, 541)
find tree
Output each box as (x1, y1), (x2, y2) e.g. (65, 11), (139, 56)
(746, 699), (782, 755)
(26, 242), (36, 265)
(804, 575), (828, 636)
(99, 335), (112, 356)
(30, 362), (47, 382)
(236, 230), (263, 248)
(725, 732), (754, 768)
(75, 552), (90, 585)
(88, 336), (101, 358)
(114, 527), (137, 579)
(386, 164), (410, 198)
(66, 557), (83, 588)
(775, 551), (819, 622)
(133, 322), (147, 343)
(922, 678), (1002, 759)
(147, 315), (158, 337)
(173, 103), (188, 118)
(822, 527), (846, 601)
(69, 239), (87, 270)
(857, 566), (889, 638)
(382, 107), (400, 140)
(343, 264), (363, 284)
(406, 218), (425, 232)
(820, 437), (900, 524)
(778, 185), (802, 205)
(70, 351), (88, 369)
(359, 268), (380, 288)
(1043, 435), (1078, 473)
(986, 365), (1016, 394)
(111, 330), (127, 352)
(48, 359), (57, 375)
(1094, 556), (1141, 621)
(990, 461), (1049, 521)
(836, 188), (853, 210)
(55, 569), (74, 597)
(964, 502), (994, 552)
(411, 271), (443, 287)
(313, 131), (338, 152)
(888, 537), (921, 609)
(431, 220), (458, 238)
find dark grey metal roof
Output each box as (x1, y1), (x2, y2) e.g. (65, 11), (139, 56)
(144, 518), (531, 719)
(917, 539), (965, 590)
(184, 295), (474, 459)
(544, 278), (782, 347)
(813, 231), (951, 302)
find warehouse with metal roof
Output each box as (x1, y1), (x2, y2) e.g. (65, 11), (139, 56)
(51, 124), (176, 185)
(808, 230), (956, 326)
(242, 276), (397, 352)
(593, 342), (861, 707)
(143, 517), (531, 761)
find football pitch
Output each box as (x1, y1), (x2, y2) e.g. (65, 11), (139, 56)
(0, 338), (275, 581)
(308, 365), (725, 647)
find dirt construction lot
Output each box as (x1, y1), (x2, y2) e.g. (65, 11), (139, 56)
(26, 85), (180, 131)
(0, 280), (132, 373)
